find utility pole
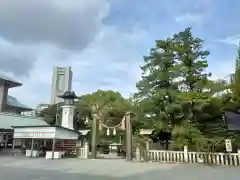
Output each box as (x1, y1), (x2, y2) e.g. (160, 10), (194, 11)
(125, 112), (132, 161)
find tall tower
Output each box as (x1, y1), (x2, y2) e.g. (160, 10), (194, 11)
(50, 66), (73, 105)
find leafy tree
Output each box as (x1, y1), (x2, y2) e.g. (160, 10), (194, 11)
(222, 43), (240, 151)
(39, 103), (62, 125)
(171, 28), (228, 151)
(134, 28), (227, 151)
(40, 90), (133, 137)
(76, 90), (132, 126)
(133, 38), (184, 149)
(225, 43), (240, 111)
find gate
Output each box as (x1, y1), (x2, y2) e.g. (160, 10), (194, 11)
(90, 111), (133, 160)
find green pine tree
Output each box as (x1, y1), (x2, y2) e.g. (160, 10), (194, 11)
(134, 38), (186, 149)
(232, 43), (240, 107)
(135, 28), (227, 151)
(224, 43), (240, 111)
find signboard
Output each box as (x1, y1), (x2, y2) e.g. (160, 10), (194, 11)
(14, 132), (55, 139)
(225, 139), (232, 152)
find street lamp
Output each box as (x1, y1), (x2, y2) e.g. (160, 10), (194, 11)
(58, 91), (78, 127)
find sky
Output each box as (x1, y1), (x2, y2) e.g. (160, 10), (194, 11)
(0, 0), (239, 108)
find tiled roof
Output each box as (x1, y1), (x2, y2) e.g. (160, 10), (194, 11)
(7, 95), (32, 110)
(0, 113), (48, 129)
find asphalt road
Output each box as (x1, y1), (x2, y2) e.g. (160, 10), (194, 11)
(0, 156), (239, 180)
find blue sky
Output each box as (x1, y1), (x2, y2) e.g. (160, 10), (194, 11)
(105, 0), (239, 79)
(0, 0), (239, 107)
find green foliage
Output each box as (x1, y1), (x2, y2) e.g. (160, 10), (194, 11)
(133, 28), (229, 151)
(40, 90), (133, 133)
(39, 28), (240, 153)
(38, 103), (62, 125)
(134, 37), (183, 132)
(226, 43), (240, 111)
(172, 121), (203, 149)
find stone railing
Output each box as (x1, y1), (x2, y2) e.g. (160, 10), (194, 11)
(76, 142), (89, 159)
(135, 146), (240, 166)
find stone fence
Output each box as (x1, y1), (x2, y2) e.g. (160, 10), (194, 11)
(135, 146), (240, 166)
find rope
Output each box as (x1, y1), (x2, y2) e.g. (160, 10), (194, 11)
(100, 116), (125, 129)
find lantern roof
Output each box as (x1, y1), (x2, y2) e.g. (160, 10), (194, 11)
(58, 91), (78, 100)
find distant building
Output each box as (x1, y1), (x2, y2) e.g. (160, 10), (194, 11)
(21, 103), (49, 117)
(0, 74), (32, 114)
(36, 104), (49, 112)
(50, 66), (72, 105)
(21, 110), (36, 117)
(35, 103), (49, 116)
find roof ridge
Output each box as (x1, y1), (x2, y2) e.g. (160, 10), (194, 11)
(7, 95), (32, 110)
(0, 112), (44, 120)
(0, 74), (21, 84)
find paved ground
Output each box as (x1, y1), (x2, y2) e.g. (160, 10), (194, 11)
(0, 153), (239, 180)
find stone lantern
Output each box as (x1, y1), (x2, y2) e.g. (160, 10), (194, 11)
(58, 91), (78, 130)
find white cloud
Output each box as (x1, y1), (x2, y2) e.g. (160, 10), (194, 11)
(217, 35), (240, 46)
(0, 0), (109, 50)
(5, 24), (146, 108)
(175, 13), (205, 25)
(0, 0), (148, 108)
(0, 0), (229, 109)
(174, 0), (214, 26)
(209, 61), (235, 81)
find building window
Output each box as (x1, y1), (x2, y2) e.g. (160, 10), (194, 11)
(56, 74), (65, 92)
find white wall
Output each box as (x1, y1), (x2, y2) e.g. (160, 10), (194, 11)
(61, 106), (75, 130)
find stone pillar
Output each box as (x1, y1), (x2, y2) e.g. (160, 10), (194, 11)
(43, 140), (47, 146)
(136, 147), (140, 162)
(145, 140), (150, 161)
(4, 134), (8, 148)
(51, 138), (56, 160)
(30, 139), (34, 157)
(125, 112), (132, 161)
(0, 85), (9, 112)
(184, 145), (188, 162)
(12, 139), (15, 148)
(76, 140), (81, 158)
(84, 141), (89, 159)
(91, 115), (98, 159)
(146, 140), (149, 151)
(237, 149), (240, 162)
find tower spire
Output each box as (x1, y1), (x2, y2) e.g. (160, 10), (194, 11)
(235, 42), (240, 71)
